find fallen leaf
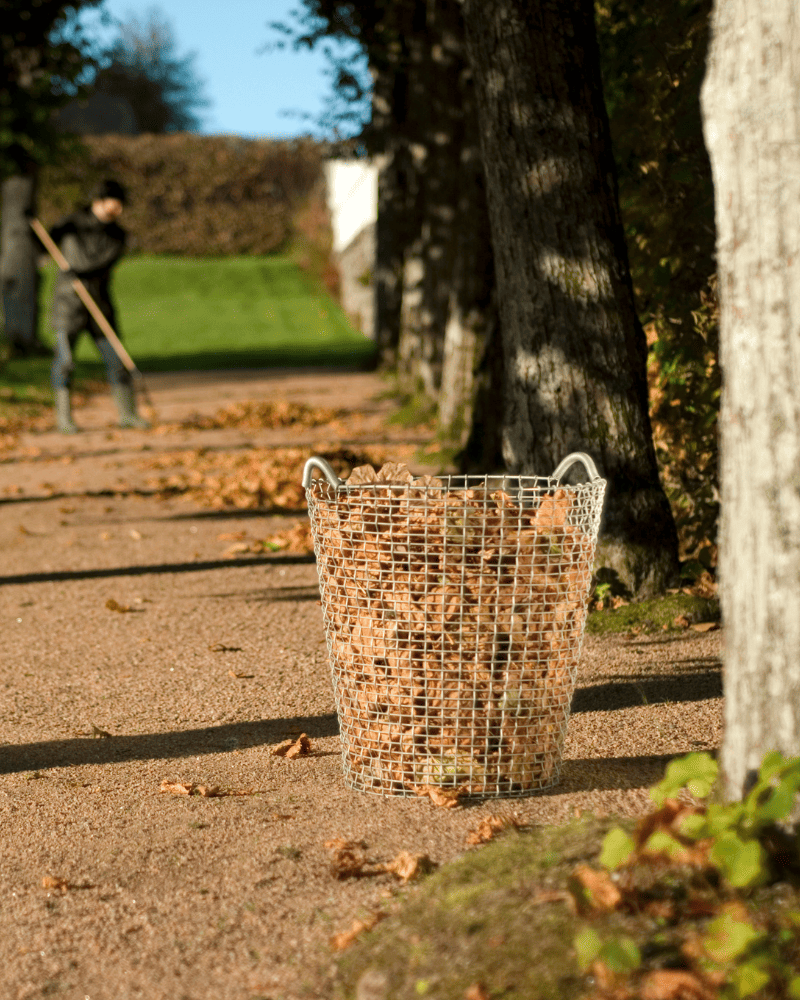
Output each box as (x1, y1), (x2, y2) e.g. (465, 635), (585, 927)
(380, 850), (435, 884)
(228, 669), (254, 679)
(329, 911), (384, 951)
(129, 528), (142, 540)
(673, 615), (690, 628)
(195, 785), (222, 798)
(410, 784), (466, 808)
(464, 985), (491, 1000)
(160, 781), (194, 795)
(222, 541), (251, 557)
(42, 876), (69, 893)
(569, 864), (623, 913)
(90, 723), (113, 739)
(325, 838), (371, 878)
(209, 642), (243, 653)
(465, 814), (521, 845)
(106, 598), (133, 613)
(272, 733), (312, 758)
(217, 531), (248, 541)
(639, 969), (717, 1000)
(690, 622), (719, 632)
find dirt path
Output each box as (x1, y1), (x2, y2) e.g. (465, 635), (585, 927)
(0, 370), (722, 1000)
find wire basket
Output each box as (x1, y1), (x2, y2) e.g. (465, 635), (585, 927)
(303, 453), (606, 798)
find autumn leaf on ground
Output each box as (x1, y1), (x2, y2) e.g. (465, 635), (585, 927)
(325, 838), (373, 878)
(272, 733), (312, 758)
(217, 531), (248, 542)
(464, 985), (491, 1000)
(690, 622), (719, 632)
(329, 911), (384, 951)
(106, 598), (134, 613)
(568, 864), (623, 914)
(639, 969), (717, 1000)
(90, 723), (113, 739)
(158, 781), (247, 797)
(208, 642), (243, 652)
(409, 783), (467, 808)
(228, 669), (254, 679)
(673, 615), (690, 628)
(379, 850), (435, 884)
(160, 781), (194, 795)
(42, 876), (69, 893)
(466, 814), (521, 845)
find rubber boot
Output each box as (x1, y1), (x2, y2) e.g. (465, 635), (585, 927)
(112, 383), (150, 429)
(54, 388), (78, 434)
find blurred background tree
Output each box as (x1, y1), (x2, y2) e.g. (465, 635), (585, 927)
(90, 6), (210, 134)
(1, 0), (102, 359)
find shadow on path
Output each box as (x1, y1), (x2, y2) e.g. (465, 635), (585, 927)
(571, 667), (722, 714)
(0, 714), (339, 775)
(0, 553), (316, 587)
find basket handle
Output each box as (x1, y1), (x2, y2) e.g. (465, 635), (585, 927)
(302, 456), (343, 489)
(552, 452), (602, 483)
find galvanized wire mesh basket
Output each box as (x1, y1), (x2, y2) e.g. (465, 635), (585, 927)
(303, 453), (606, 798)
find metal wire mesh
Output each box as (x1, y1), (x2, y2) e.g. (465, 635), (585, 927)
(305, 460), (606, 798)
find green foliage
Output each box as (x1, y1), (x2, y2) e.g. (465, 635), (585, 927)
(91, 8), (210, 133)
(650, 750), (719, 806)
(596, 0), (720, 562)
(0, 0), (103, 177)
(586, 751), (800, 998)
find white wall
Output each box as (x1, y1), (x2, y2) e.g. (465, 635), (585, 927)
(323, 159), (379, 254)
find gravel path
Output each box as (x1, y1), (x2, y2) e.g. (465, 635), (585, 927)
(0, 370), (722, 1000)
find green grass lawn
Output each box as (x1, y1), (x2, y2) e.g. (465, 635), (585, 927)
(1, 254), (374, 400)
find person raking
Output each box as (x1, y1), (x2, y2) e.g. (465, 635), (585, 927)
(44, 179), (149, 434)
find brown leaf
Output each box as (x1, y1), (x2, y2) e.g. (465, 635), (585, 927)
(217, 531), (248, 541)
(90, 723), (113, 739)
(272, 733), (312, 758)
(196, 785), (222, 798)
(42, 876), (69, 894)
(569, 864), (623, 913)
(160, 781), (194, 795)
(325, 838), (371, 878)
(673, 615), (690, 628)
(380, 850), (435, 884)
(329, 911), (383, 951)
(106, 598), (133, 613)
(639, 969), (717, 1000)
(209, 642), (243, 652)
(690, 622), (719, 632)
(410, 784), (466, 808)
(228, 669), (254, 679)
(464, 985), (491, 1000)
(465, 814), (520, 846)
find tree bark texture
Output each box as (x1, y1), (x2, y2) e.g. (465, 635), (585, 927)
(701, 0), (800, 798)
(1, 173), (40, 353)
(460, 0), (679, 597)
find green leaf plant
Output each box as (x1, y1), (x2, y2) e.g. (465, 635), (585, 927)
(573, 751), (800, 998)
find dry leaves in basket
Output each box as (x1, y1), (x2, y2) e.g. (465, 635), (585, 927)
(308, 461), (597, 795)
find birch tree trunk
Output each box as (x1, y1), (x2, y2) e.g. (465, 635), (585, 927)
(460, 0), (679, 597)
(701, 0), (800, 799)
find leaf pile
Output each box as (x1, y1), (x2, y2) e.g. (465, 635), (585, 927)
(309, 461), (601, 796)
(220, 520), (314, 557)
(154, 399), (340, 434)
(143, 446), (385, 511)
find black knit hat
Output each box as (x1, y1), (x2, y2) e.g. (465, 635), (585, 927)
(91, 178), (127, 204)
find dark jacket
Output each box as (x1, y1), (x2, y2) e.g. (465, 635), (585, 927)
(48, 207), (126, 335)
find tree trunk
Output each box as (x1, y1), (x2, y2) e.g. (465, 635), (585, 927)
(1, 172), (40, 355)
(437, 11), (497, 451)
(460, 0), (679, 597)
(701, 0), (800, 799)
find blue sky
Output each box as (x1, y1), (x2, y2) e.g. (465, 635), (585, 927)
(79, 0), (364, 139)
